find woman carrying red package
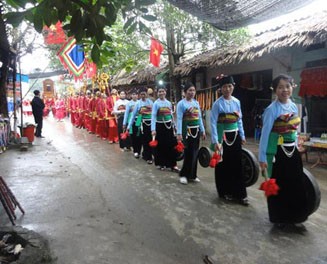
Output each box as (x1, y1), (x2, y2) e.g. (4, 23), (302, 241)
(210, 75), (248, 205)
(127, 87), (153, 164)
(176, 82), (206, 185)
(259, 74), (308, 229)
(151, 87), (180, 172)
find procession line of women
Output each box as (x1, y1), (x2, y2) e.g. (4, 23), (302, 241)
(69, 74), (314, 230)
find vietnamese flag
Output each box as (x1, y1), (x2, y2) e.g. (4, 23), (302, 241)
(149, 37), (163, 67)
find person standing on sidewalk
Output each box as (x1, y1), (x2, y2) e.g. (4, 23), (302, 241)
(113, 90), (130, 151)
(210, 75), (248, 205)
(258, 74), (308, 229)
(151, 87), (180, 172)
(176, 82), (206, 185)
(127, 87), (153, 164)
(31, 90), (45, 138)
(123, 90), (142, 158)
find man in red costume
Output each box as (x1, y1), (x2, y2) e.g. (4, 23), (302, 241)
(89, 90), (97, 134)
(69, 93), (78, 126)
(84, 90), (92, 132)
(77, 92), (87, 129)
(106, 89), (119, 143)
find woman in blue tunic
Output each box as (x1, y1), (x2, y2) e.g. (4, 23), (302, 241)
(151, 87), (180, 172)
(176, 82), (206, 185)
(123, 90), (141, 157)
(210, 75), (248, 205)
(127, 87), (154, 164)
(259, 74), (308, 228)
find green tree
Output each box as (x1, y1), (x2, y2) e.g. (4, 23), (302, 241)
(0, 0), (156, 116)
(138, 0), (249, 101)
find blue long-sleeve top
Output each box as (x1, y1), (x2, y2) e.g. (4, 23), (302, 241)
(210, 96), (245, 144)
(258, 99), (298, 163)
(151, 98), (173, 131)
(176, 98), (205, 135)
(123, 99), (138, 126)
(127, 98), (153, 129)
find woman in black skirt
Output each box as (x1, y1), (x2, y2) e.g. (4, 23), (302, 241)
(151, 87), (180, 172)
(259, 74), (309, 229)
(210, 75), (248, 205)
(176, 82), (206, 184)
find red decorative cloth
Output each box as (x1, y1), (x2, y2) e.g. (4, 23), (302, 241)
(43, 21), (66, 45)
(149, 37), (163, 67)
(259, 179), (280, 197)
(299, 67), (327, 97)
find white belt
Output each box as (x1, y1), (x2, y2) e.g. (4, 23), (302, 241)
(282, 142), (296, 147)
(224, 128), (238, 133)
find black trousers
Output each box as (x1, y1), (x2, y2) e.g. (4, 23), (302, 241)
(268, 146), (308, 224)
(131, 123), (142, 154)
(154, 122), (177, 168)
(179, 127), (200, 180)
(141, 122), (153, 161)
(117, 116), (131, 149)
(215, 132), (247, 200)
(34, 116), (43, 137)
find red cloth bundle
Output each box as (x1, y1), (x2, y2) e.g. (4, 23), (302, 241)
(174, 141), (185, 153)
(259, 179), (280, 197)
(209, 152), (221, 168)
(149, 140), (158, 147)
(120, 131), (129, 140)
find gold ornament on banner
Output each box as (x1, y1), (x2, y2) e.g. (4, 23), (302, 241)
(99, 73), (110, 93)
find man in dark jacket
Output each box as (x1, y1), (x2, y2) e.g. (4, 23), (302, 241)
(31, 90), (45, 138)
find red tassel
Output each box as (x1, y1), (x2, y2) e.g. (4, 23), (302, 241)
(149, 140), (158, 147)
(209, 158), (218, 168)
(174, 141), (185, 153)
(259, 179), (280, 197)
(212, 152), (221, 162)
(120, 131), (129, 140)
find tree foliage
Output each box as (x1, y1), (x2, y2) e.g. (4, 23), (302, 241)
(4, 0), (157, 64)
(151, 1), (249, 60)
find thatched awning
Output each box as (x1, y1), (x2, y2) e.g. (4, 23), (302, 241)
(174, 11), (327, 76)
(111, 65), (164, 87)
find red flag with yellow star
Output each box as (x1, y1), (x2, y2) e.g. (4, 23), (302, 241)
(149, 37), (163, 67)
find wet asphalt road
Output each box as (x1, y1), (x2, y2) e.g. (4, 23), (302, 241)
(1, 116), (327, 264)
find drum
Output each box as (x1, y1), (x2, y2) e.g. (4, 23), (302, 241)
(197, 146), (259, 187)
(241, 148), (260, 187)
(198, 146), (212, 168)
(303, 168), (321, 215)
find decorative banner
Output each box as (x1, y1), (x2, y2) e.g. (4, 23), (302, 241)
(299, 67), (327, 97)
(84, 60), (97, 78)
(149, 37), (163, 68)
(43, 21), (66, 45)
(57, 37), (85, 81)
